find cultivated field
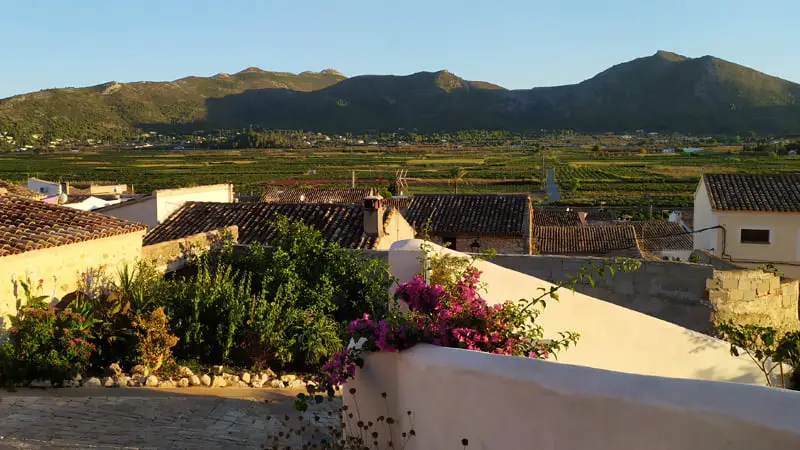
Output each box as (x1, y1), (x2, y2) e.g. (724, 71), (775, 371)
(1, 146), (798, 206)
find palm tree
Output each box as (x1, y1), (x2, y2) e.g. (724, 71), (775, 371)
(448, 167), (468, 194)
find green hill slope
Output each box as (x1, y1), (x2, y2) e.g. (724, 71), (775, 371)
(0, 68), (345, 140)
(2, 52), (800, 138)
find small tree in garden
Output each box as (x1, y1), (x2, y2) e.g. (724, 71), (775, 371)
(716, 320), (800, 388)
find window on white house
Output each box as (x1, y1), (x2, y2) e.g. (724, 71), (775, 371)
(740, 229), (770, 244)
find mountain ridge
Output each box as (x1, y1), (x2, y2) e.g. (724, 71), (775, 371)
(1, 51), (799, 139)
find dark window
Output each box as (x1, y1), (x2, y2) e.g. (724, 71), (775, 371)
(740, 229), (770, 244)
(442, 236), (457, 250)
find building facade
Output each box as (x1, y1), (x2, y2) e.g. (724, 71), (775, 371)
(694, 173), (800, 279)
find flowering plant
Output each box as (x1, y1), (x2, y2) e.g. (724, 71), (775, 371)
(2, 301), (95, 386)
(298, 266), (580, 407)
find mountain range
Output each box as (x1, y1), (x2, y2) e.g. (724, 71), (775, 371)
(2, 51), (800, 138)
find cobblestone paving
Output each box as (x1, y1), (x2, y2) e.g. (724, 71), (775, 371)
(0, 388), (340, 449)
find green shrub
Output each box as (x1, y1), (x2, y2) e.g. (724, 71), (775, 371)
(2, 302), (95, 386)
(165, 259), (249, 364)
(237, 217), (394, 323)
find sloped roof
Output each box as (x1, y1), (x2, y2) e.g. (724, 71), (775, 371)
(260, 187), (374, 204)
(403, 194), (530, 236)
(532, 208), (582, 226)
(0, 180), (46, 200)
(0, 194), (147, 257)
(534, 225), (638, 255)
(143, 202), (384, 249)
(703, 173), (800, 212)
(631, 221), (693, 252)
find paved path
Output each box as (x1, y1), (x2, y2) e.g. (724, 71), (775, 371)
(0, 388), (340, 449)
(545, 167), (561, 203)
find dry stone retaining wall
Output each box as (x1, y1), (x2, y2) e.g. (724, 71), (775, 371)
(707, 270), (800, 334)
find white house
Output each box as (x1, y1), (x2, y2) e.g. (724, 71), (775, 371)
(95, 184), (234, 228)
(694, 173), (800, 278)
(27, 177), (64, 196)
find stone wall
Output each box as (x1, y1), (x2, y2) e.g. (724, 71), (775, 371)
(490, 253), (715, 332)
(0, 232), (145, 326)
(430, 235), (529, 254)
(708, 270), (800, 334)
(142, 226), (239, 272)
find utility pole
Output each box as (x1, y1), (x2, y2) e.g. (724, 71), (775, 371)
(351, 170), (355, 188)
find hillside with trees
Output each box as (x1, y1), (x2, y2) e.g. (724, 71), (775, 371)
(2, 51), (800, 140)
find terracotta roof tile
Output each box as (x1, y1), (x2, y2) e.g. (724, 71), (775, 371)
(630, 221), (693, 252)
(533, 208), (582, 226)
(260, 187), (374, 204)
(534, 225), (638, 255)
(260, 187), (413, 211)
(143, 202), (384, 249)
(403, 194), (530, 236)
(0, 180), (46, 200)
(0, 195), (147, 257)
(703, 173), (800, 212)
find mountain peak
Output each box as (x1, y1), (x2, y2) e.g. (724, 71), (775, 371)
(238, 66), (266, 74)
(320, 69), (345, 77)
(653, 50), (688, 62)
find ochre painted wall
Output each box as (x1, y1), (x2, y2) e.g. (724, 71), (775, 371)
(0, 232), (144, 325)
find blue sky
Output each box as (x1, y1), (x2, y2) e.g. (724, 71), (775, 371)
(1, 0), (798, 98)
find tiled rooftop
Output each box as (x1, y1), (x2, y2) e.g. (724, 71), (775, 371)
(260, 187), (374, 204)
(403, 194), (530, 236)
(0, 194), (147, 257)
(534, 225), (638, 255)
(0, 180), (46, 200)
(260, 187), (412, 210)
(703, 173), (800, 212)
(143, 202), (386, 249)
(631, 221), (693, 252)
(532, 208), (582, 226)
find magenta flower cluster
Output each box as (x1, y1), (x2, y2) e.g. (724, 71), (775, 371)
(315, 268), (550, 393)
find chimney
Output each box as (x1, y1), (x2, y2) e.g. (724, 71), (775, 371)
(363, 191), (385, 237)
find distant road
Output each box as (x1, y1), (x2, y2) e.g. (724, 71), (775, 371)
(545, 168), (560, 202)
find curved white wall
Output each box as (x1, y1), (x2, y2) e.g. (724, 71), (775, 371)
(345, 345), (800, 450)
(387, 239), (775, 385)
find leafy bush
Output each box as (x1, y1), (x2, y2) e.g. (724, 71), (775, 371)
(2, 302), (95, 385)
(164, 259), (250, 364)
(236, 217), (394, 324)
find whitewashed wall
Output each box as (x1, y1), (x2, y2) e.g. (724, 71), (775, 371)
(387, 239), (775, 385)
(345, 345), (800, 450)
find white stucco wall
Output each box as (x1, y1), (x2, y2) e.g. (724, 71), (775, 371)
(373, 211), (417, 250)
(388, 239), (775, 385)
(345, 345), (800, 450)
(98, 184), (234, 228)
(712, 211), (800, 280)
(99, 197), (159, 228)
(154, 184), (234, 224)
(693, 179), (717, 251)
(26, 178), (61, 196)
